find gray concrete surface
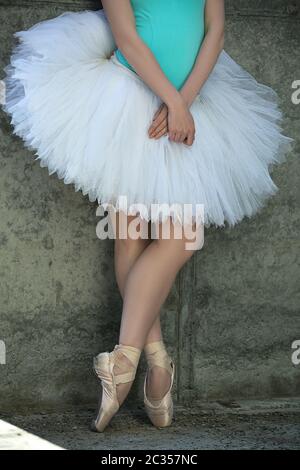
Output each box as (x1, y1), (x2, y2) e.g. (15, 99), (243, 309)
(2, 400), (300, 450)
(0, 0), (299, 413)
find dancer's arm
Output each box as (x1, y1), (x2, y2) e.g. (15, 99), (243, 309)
(149, 0), (225, 139)
(181, 0), (225, 107)
(102, 0), (195, 145)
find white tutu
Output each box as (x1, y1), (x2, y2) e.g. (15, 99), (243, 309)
(2, 9), (293, 228)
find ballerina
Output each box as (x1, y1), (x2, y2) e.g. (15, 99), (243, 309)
(2, 0), (293, 431)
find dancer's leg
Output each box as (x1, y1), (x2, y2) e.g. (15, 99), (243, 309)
(111, 210), (165, 405)
(113, 211), (163, 344)
(119, 218), (201, 347)
(115, 216), (203, 403)
(113, 213), (165, 401)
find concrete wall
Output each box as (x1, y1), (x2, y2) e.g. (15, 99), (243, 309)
(0, 0), (299, 412)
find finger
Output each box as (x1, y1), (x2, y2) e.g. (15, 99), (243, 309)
(152, 105), (167, 125)
(149, 113), (167, 135)
(151, 110), (162, 126)
(154, 126), (168, 139)
(174, 132), (182, 143)
(151, 119), (168, 138)
(168, 130), (176, 142)
(153, 109), (167, 127)
(170, 131), (177, 142)
(153, 104), (164, 120)
(148, 108), (163, 132)
(180, 132), (187, 143)
(185, 132), (194, 146)
(150, 120), (168, 138)
(177, 132), (186, 143)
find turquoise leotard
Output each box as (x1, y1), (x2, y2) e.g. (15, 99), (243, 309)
(115, 0), (206, 90)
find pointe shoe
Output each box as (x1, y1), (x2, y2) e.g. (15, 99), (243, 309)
(91, 343), (141, 432)
(143, 340), (175, 429)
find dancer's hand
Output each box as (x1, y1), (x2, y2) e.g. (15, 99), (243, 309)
(148, 97), (195, 146)
(148, 104), (168, 140)
(167, 96), (195, 145)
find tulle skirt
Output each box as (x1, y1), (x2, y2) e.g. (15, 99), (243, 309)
(2, 9), (293, 228)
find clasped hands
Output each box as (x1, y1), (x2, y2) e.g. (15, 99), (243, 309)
(148, 96), (195, 146)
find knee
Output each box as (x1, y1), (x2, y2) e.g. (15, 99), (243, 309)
(180, 241), (198, 264)
(154, 218), (204, 255)
(155, 224), (204, 258)
(154, 236), (198, 266)
(116, 236), (151, 255)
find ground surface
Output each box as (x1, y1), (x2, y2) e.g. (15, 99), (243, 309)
(1, 399), (300, 450)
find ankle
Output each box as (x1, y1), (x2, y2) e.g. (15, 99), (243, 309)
(144, 339), (164, 349)
(113, 343), (142, 372)
(113, 353), (135, 374)
(144, 340), (165, 357)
